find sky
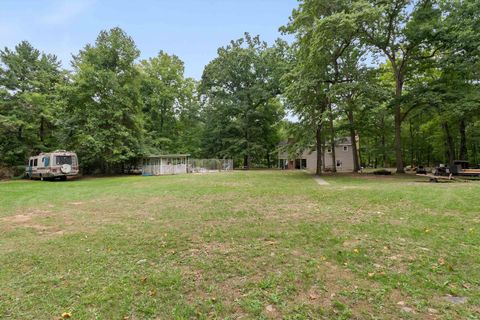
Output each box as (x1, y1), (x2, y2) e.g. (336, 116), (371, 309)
(0, 0), (298, 79)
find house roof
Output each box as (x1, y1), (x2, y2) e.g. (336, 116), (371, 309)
(145, 154), (190, 158)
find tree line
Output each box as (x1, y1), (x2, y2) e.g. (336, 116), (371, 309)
(1, 0), (479, 175)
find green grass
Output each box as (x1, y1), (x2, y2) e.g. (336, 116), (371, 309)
(0, 171), (479, 319)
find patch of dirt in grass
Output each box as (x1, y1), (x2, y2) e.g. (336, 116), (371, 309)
(179, 267), (252, 318)
(337, 185), (373, 190)
(295, 261), (379, 315)
(183, 240), (234, 258)
(1, 209), (72, 237)
(342, 239), (364, 248)
(1, 209), (51, 223)
(218, 181), (253, 188)
(68, 202), (84, 206)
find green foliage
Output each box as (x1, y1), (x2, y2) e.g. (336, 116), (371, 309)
(1, 3), (479, 173)
(283, 0), (480, 170)
(61, 27), (144, 173)
(139, 52), (203, 156)
(200, 34), (287, 167)
(0, 41), (64, 166)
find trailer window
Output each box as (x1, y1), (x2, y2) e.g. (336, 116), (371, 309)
(56, 156), (72, 165)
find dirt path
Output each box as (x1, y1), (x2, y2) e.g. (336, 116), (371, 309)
(313, 176), (330, 185)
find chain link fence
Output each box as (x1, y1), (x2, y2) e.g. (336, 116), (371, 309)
(189, 159), (233, 173)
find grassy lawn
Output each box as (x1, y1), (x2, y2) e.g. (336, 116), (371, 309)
(1, 171), (479, 319)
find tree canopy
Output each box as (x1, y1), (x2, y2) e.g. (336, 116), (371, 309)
(0, 2), (479, 174)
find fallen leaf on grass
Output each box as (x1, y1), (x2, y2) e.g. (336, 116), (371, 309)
(401, 306), (415, 313)
(265, 304), (275, 313)
(61, 312), (71, 318)
(309, 292), (319, 300)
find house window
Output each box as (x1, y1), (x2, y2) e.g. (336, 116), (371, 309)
(343, 146), (348, 151)
(327, 148), (332, 153)
(336, 160), (342, 167)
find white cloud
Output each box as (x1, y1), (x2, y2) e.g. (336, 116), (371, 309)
(42, 0), (94, 26)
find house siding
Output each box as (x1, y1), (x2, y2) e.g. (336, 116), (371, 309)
(278, 137), (357, 173)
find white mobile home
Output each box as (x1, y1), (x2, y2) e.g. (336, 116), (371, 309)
(26, 150), (79, 180)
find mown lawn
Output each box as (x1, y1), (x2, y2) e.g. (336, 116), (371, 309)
(0, 171), (479, 319)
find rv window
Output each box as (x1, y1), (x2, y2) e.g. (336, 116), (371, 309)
(44, 156), (50, 166)
(33, 159), (38, 166)
(56, 156), (72, 165)
(29, 159), (33, 166)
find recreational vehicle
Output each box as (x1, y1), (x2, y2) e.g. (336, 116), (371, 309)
(26, 150), (79, 180)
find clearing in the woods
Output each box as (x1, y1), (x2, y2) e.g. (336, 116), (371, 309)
(0, 171), (479, 319)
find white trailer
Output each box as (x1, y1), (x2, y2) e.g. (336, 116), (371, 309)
(26, 150), (79, 181)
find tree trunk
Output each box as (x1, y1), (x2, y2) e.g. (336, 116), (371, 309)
(394, 75), (405, 173)
(358, 134), (363, 168)
(379, 116), (387, 167)
(409, 121), (414, 167)
(473, 143), (477, 165)
(316, 124), (323, 175)
(243, 155), (250, 169)
(328, 102), (336, 172)
(346, 108), (360, 172)
(244, 117), (250, 169)
(442, 122), (455, 166)
(322, 133), (326, 171)
(160, 102), (165, 134)
(40, 116), (45, 142)
(459, 119), (467, 160)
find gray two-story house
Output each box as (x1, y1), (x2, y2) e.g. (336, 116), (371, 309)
(278, 137), (358, 173)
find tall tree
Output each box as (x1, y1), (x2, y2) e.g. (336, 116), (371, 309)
(355, 0), (442, 172)
(0, 41), (63, 166)
(61, 28), (144, 173)
(200, 34), (287, 168)
(282, 0), (362, 174)
(139, 51), (199, 154)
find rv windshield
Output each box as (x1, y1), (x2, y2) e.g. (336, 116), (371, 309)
(56, 156), (72, 165)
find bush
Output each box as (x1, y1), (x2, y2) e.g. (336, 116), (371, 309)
(0, 165), (26, 180)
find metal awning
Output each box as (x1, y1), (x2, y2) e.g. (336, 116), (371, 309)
(144, 154), (190, 158)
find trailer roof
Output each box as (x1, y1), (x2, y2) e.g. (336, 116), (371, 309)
(145, 154), (190, 158)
